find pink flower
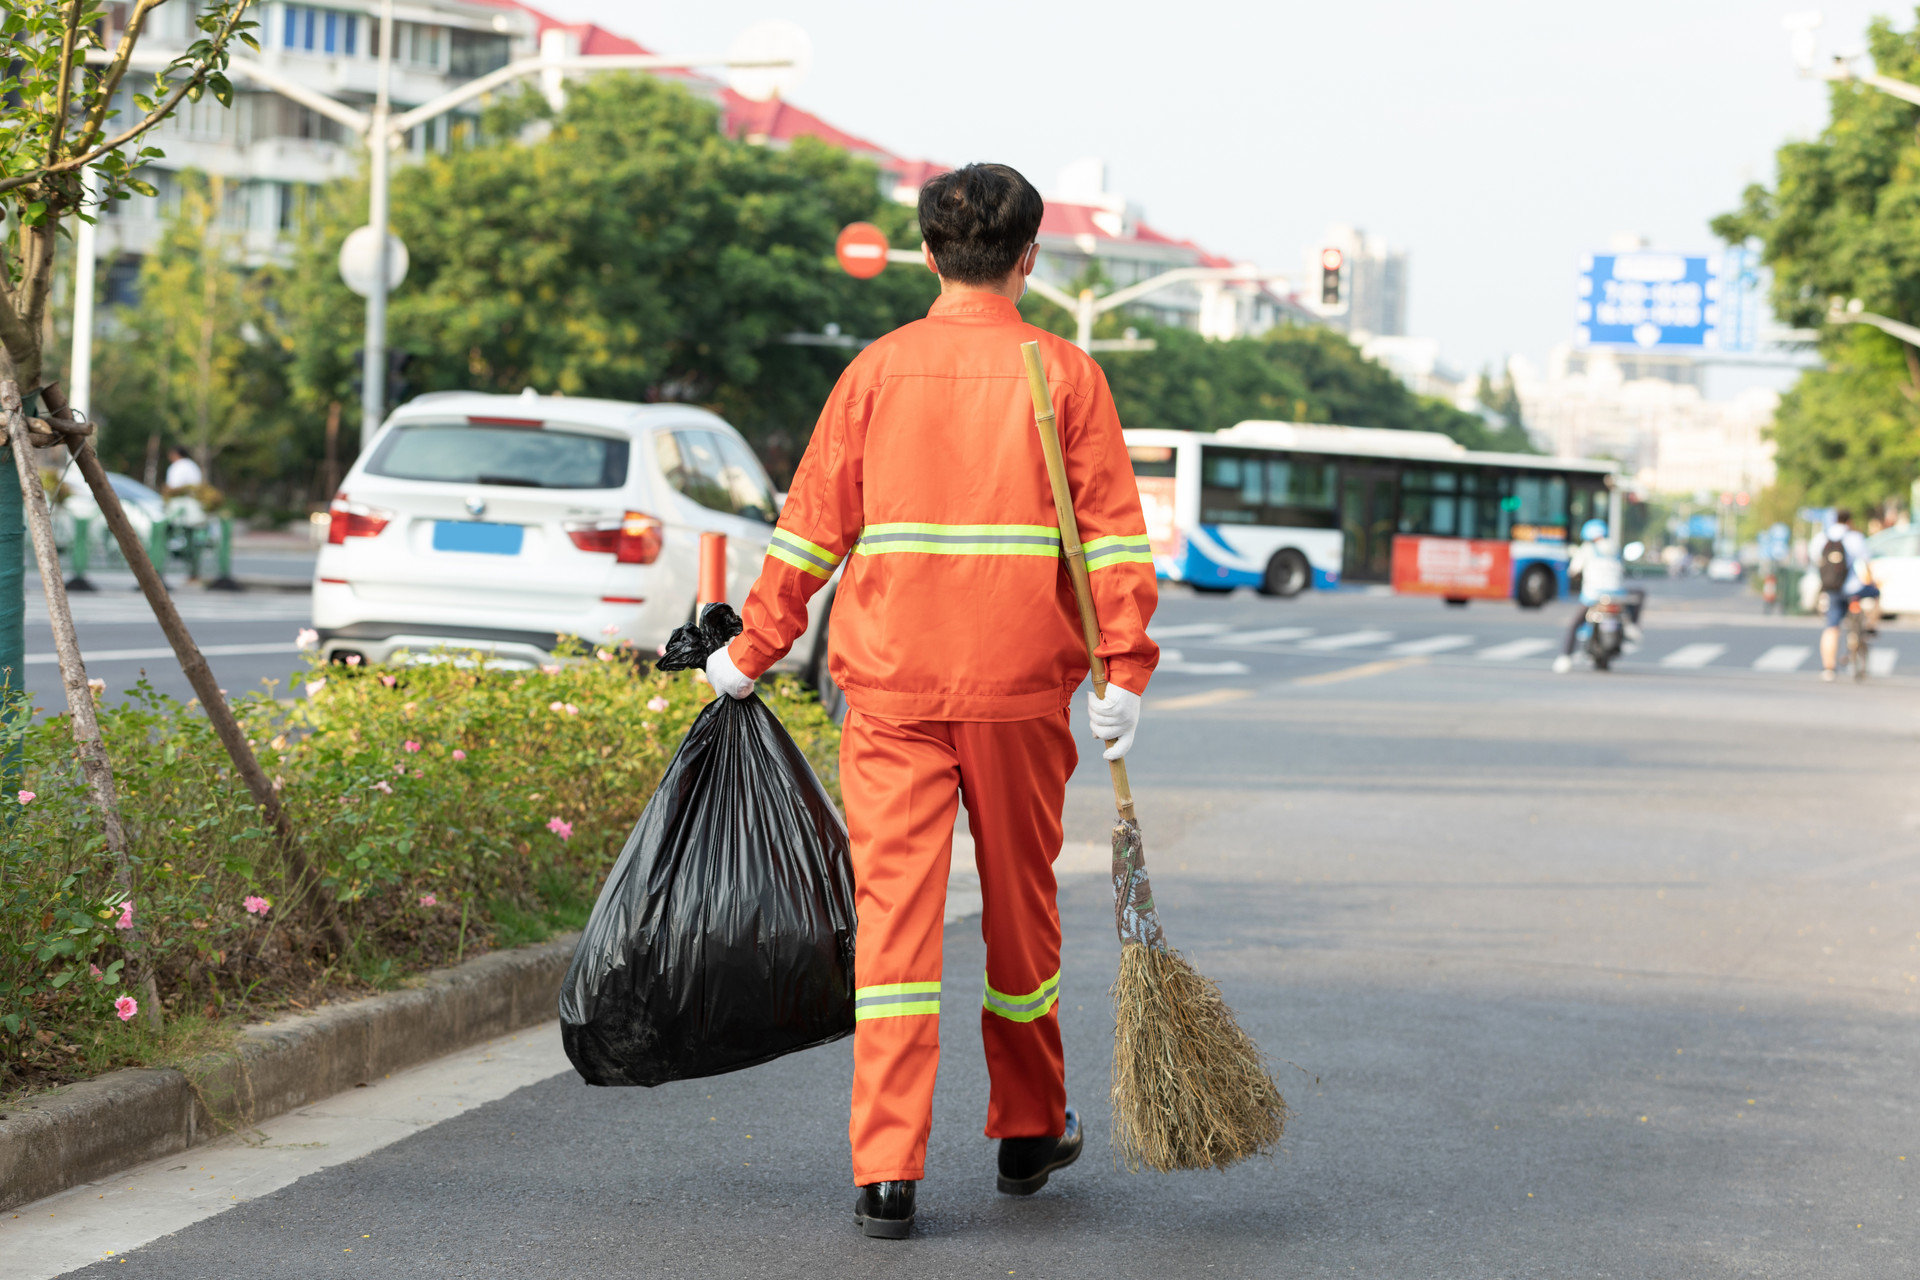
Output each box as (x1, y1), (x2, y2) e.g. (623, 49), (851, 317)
(452, 749), (467, 761)
(404, 740), (422, 753)
(88, 677), (105, 697)
(540, 664), (562, 676)
(550, 701), (579, 715)
(304, 679), (327, 699)
(379, 674), (397, 688)
(373, 780), (393, 794)
(89, 963), (102, 980)
(549, 700), (563, 711)
(394, 762), (406, 775)
(601, 623), (620, 636)
(646, 696), (669, 713)
(596, 649), (615, 662)
(694, 671), (710, 685)
(546, 817), (573, 840)
(115, 995), (138, 1022)
(345, 654), (362, 666)
(16, 790), (33, 805)
(115, 901), (134, 931)
(296, 627), (319, 650)
(419, 893), (437, 908)
(243, 895), (271, 916)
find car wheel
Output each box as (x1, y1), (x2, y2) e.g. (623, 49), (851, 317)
(1516, 564), (1555, 609)
(1258, 549), (1312, 598)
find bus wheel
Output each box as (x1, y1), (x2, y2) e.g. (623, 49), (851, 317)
(1259, 549), (1312, 598)
(1516, 565), (1555, 609)
(1444, 597), (1470, 608)
(1190, 583), (1235, 595)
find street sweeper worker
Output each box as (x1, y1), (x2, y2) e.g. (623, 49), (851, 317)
(704, 161), (1159, 1240)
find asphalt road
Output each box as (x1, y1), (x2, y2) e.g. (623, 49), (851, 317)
(28, 576), (1920, 1277)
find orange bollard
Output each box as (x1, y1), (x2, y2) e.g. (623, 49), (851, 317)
(698, 532), (727, 607)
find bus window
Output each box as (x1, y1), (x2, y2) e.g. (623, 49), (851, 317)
(1510, 474), (1568, 540)
(1569, 479), (1608, 530)
(1399, 468), (1460, 537)
(1265, 455), (1339, 529)
(1200, 447), (1261, 523)
(1128, 445), (1175, 477)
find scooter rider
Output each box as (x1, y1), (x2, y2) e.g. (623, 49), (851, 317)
(1553, 519), (1642, 673)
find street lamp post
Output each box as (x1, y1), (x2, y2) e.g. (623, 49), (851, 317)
(363, 0), (395, 451)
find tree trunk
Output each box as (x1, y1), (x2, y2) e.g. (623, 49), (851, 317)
(2, 378), (163, 1031)
(38, 382), (349, 951)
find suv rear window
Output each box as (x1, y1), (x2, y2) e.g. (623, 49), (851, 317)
(367, 422), (629, 489)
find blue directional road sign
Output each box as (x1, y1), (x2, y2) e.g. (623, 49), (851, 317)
(1575, 252), (1722, 350)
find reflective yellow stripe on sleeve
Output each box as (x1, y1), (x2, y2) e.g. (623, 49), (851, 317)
(854, 523), (1062, 559)
(1082, 534), (1153, 571)
(767, 528), (844, 580)
(854, 980), (941, 1021)
(982, 971), (1061, 1023)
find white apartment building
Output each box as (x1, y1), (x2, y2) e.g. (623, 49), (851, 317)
(96, 0), (540, 276)
(1511, 345), (1779, 497)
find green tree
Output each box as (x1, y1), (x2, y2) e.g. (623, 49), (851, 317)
(1713, 12), (1920, 514)
(281, 77), (937, 481)
(94, 172), (290, 491)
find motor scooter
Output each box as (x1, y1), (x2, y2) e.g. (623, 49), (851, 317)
(1580, 593), (1627, 671)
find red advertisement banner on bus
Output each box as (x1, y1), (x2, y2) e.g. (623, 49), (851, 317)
(1391, 535), (1512, 599)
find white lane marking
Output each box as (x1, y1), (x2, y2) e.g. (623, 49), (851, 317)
(1148, 623), (1231, 639)
(1387, 634), (1474, 656)
(1660, 643), (1727, 669)
(1869, 648), (1899, 676)
(25, 642), (297, 665)
(1, 1023), (571, 1280)
(1476, 638), (1555, 661)
(1161, 658), (1254, 676)
(1295, 629), (1394, 651)
(1213, 626), (1316, 645)
(1752, 644), (1811, 672)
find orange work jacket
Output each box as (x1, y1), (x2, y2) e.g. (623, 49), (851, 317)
(728, 291), (1159, 722)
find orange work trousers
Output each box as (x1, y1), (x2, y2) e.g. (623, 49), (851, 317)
(840, 707), (1076, 1185)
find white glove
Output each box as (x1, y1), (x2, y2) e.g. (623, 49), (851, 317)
(704, 645), (755, 700)
(1087, 684), (1141, 761)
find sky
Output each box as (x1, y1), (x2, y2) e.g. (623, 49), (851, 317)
(530, 0), (1901, 378)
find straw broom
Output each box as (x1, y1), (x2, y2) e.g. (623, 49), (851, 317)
(1020, 341), (1287, 1172)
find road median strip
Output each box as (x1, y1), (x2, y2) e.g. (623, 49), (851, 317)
(0, 934), (578, 1214)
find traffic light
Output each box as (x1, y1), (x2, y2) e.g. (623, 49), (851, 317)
(1320, 247), (1343, 306)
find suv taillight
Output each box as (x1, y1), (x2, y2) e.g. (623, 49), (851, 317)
(566, 511), (663, 564)
(326, 493), (392, 544)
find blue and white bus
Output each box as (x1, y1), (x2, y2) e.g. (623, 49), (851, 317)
(1124, 422), (1618, 607)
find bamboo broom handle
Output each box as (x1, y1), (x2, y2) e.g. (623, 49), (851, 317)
(1020, 341), (1136, 824)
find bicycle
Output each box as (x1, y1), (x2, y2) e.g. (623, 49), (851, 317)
(1843, 598), (1870, 682)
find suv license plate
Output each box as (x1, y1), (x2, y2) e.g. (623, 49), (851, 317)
(433, 521), (524, 555)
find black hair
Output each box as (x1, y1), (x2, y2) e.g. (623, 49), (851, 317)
(1835, 506), (1853, 525)
(917, 163), (1044, 285)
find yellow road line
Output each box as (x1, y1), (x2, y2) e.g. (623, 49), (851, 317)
(1154, 687), (1256, 712)
(1292, 656), (1430, 687)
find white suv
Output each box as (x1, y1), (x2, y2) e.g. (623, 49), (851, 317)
(312, 390), (829, 679)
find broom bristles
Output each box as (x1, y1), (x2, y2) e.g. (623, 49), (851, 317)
(1111, 941), (1287, 1172)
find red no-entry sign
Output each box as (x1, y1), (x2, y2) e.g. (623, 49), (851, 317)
(836, 222), (890, 279)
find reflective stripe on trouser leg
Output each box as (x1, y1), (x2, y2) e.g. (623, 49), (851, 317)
(841, 711), (961, 1185)
(955, 710), (1074, 1141)
(983, 971), (1060, 1023)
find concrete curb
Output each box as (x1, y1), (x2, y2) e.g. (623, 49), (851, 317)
(0, 933), (578, 1213)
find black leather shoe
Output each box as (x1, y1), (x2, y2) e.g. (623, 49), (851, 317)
(853, 1180), (916, 1239)
(997, 1105), (1083, 1195)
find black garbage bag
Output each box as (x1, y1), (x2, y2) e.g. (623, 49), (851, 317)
(560, 604), (857, 1087)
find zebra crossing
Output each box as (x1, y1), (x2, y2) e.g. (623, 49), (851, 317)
(1147, 622), (1905, 677)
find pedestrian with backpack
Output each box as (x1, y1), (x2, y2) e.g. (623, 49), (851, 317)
(1812, 507), (1879, 680)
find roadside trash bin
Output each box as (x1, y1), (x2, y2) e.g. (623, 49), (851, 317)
(560, 604), (857, 1087)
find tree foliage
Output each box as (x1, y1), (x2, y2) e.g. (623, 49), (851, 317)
(280, 76), (938, 480)
(1021, 297), (1530, 451)
(1713, 13), (1920, 514)
(0, 0), (259, 388)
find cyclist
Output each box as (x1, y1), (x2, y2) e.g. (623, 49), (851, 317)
(1553, 519), (1643, 673)
(1813, 507), (1879, 681)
